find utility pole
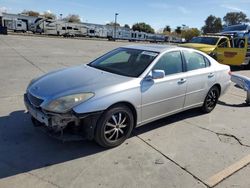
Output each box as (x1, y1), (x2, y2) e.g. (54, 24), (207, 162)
(114, 13), (119, 41)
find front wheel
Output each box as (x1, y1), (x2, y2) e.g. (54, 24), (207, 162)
(95, 105), (134, 148)
(202, 86), (220, 113)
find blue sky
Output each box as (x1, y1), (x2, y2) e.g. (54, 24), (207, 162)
(1, 0), (250, 31)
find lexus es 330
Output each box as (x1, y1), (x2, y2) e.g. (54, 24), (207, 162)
(24, 45), (231, 147)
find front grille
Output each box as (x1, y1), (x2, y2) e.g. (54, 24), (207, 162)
(27, 92), (44, 107)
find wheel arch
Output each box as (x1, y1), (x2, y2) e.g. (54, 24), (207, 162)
(212, 83), (221, 96)
(106, 101), (138, 128)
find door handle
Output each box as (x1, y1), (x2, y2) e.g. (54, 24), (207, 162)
(178, 78), (187, 84)
(208, 73), (215, 78)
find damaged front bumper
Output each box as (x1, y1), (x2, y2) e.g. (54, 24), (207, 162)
(24, 93), (102, 141)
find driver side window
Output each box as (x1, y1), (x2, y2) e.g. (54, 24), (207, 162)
(153, 51), (183, 76)
(218, 38), (228, 48)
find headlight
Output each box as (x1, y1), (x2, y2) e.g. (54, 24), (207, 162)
(44, 93), (94, 113)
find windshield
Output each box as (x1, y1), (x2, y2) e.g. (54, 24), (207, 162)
(88, 48), (159, 77)
(190, 37), (219, 45)
(223, 25), (248, 32)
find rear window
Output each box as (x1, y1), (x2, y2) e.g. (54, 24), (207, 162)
(183, 51), (209, 71)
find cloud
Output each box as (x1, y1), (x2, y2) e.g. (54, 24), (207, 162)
(0, 6), (7, 13)
(46, 10), (52, 14)
(177, 6), (190, 14)
(148, 3), (170, 9)
(221, 4), (244, 12)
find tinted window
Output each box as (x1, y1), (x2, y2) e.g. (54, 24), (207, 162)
(153, 51), (183, 76)
(89, 48), (159, 77)
(183, 51), (207, 71)
(190, 37), (219, 45)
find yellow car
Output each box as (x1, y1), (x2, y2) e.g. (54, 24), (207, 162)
(180, 35), (249, 67)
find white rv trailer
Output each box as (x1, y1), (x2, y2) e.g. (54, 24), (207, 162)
(30, 17), (48, 34)
(43, 20), (88, 37)
(2, 18), (27, 32)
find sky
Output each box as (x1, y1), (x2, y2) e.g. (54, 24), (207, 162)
(1, 0), (250, 31)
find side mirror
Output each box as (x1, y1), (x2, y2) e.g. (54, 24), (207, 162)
(151, 70), (165, 79)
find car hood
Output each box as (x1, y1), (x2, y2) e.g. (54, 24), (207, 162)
(28, 65), (133, 99)
(180, 43), (216, 54)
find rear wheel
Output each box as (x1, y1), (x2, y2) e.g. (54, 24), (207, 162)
(202, 86), (220, 113)
(95, 105), (134, 148)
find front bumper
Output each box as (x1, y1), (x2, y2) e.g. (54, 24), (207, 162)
(24, 93), (103, 141)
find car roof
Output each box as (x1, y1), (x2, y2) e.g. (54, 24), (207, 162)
(123, 44), (178, 53)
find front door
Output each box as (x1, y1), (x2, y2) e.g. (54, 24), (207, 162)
(141, 51), (187, 124)
(215, 37), (247, 66)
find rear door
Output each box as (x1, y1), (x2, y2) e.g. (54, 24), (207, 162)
(182, 50), (216, 108)
(215, 37), (247, 66)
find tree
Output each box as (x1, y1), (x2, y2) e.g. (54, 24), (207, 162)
(181, 28), (200, 41)
(175, 26), (182, 34)
(64, 14), (81, 23)
(132, 22), (155, 34)
(124, 24), (130, 29)
(223, 12), (249, 26)
(202, 15), (222, 34)
(21, 10), (40, 17)
(43, 11), (56, 19)
(163, 25), (171, 32)
(106, 22), (120, 27)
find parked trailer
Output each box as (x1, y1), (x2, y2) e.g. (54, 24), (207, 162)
(1, 13), (169, 43)
(43, 21), (88, 37)
(107, 28), (166, 43)
(30, 17), (48, 34)
(3, 19), (27, 32)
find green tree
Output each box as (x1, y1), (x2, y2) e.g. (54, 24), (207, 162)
(223, 12), (249, 26)
(132, 22), (155, 34)
(124, 24), (130, 29)
(64, 14), (81, 23)
(181, 28), (200, 41)
(175, 26), (182, 34)
(202, 15), (222, 34)
(106, 22), (120, 27)
(21, 10), (40, 17)
(163, 25), (171, 32)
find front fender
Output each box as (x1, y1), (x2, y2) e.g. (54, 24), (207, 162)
(72, 87), (142, 123)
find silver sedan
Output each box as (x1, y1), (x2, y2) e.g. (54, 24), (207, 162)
(24, 45), (231, 147)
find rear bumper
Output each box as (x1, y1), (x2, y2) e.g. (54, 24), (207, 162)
(24, 93), (103, 141)
(221, 80), (231, 96)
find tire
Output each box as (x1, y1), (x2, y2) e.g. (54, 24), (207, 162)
(202, 86), (220, 113)
(95, 105), (134, 148)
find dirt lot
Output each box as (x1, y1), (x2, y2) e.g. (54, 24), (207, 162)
(0, 35), (250, 188)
